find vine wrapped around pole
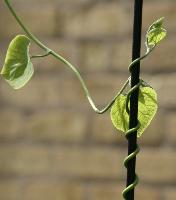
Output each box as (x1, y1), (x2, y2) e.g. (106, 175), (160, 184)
(1, 1), (167, 199)
(123, 0), (143, 199)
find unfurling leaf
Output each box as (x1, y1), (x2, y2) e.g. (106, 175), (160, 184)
(110, 86), (158, 137)
(1, 35), (34, 89)
(146, 17), (166, 48)
(148, 17), (165, 32)
(147, 28), (166, 46)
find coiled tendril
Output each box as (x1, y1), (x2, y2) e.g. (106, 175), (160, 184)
(121, 49), (153, 199)
(3, 1), (163, 199)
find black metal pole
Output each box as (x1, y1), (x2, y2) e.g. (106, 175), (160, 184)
(126, 0), (143, 200)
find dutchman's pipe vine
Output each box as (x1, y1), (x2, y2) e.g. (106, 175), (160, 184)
(122, 47), (153, 199)
(1, 1), (167, 199)
(3, 0), (130, 114)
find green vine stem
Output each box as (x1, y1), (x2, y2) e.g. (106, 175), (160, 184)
(122, 82), (141, 199)
(4, 0), (130, 113)
(4, 0), (157, 115)
(4, 0), (133, 114)
(121, 49), (153, 198)
(30, 51), (52, 59)
(122, 39), (155, 199)
(2, 1), (166, 116)
(125, 47), (154, 114)
(3, 1), (167, 199)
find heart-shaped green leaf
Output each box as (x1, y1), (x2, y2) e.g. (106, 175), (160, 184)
(1, 35), (34, 89)
(110, 86), (158, 137)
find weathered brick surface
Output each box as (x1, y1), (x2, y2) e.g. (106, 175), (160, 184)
(0, 109), (25, 141)
(0, 2), (55, 38)
(24, 110), (87, 142)
(165, 111), (176, 145)
(0, 0), (175, 200)
(24, 181), (86, 200)
(90, 113), (123, 144)
(0, 145), (52, 176)
(138, 149), (176, 184)
(0, 181), (22, 200)
(112, 36), (176, 73)
(143, 1), (176, 33)
(80, 41), (112, 71)
(155, 74), (176, 108)
(56, 2), (131, 39)
(0, 145), (125, 179)
(88, 183), (163, 200)
(164, 188), (176, 200)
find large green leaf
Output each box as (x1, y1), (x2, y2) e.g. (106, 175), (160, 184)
(110, 86), (158, 137)
(1, 35), (34, 89)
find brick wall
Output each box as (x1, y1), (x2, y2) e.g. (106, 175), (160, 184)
(0, 0), (176, 199)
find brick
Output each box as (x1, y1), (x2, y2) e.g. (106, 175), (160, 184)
(136, 184), (163, 200)
(88, 183), (122, 200)
(30, 38), (80, 73)
(137, 148), (176, 183)
(154, 74), (176, 108)
(0, 180), (163, 200)
(0, 145), (52, 176)
(0, 109), (24, 141)
(88, 183), (162, 200)
(12, 0), (91, 6)
(90, 113), (126, 144)
(51, 146), (125, 179)
(112, 35), (175, 73)
(24, 181), (85, 200)
(0, 73), (127, 110)
(0, 2), (55, 38)
(0, 1), (175, 199)
(110, 0), (175, 37)
(55, 74), (89, 108)
(121, 74), (176, 109)
(165, 112), (176, 145)
(12, 0), (56, 3)
(55, 0), (94, 9)
(163, 188), (176, 200)
(143, 1), (176, 33)
(57, 73), (127, 110)
(111, 39), (131, 73)
(91, 101), (164, 146)
(84, 73), (128, 107)
(139, 110), (164, 146)
(0, 181), (22, 200)
(0, 145), (125, 179)
(57, 0), (91, 5)
(56, 2), (130, 39)
(0, 75), (63, 109)
(24, 110), (87, 142)
(142, 36), (175, 73)
(79, 41), (112, 71)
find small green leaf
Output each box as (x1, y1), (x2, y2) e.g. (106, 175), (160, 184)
(146, 17), (166, 48)
(147, 28), (166, 46)
(110, 86), (158, 137)
(1, 35), (34, 89)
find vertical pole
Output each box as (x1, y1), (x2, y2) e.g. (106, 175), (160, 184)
(126, 0), (143, 200)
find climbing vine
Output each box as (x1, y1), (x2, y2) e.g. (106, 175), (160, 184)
(111, 17), (166, 137)
(1, 0), (167, 199)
